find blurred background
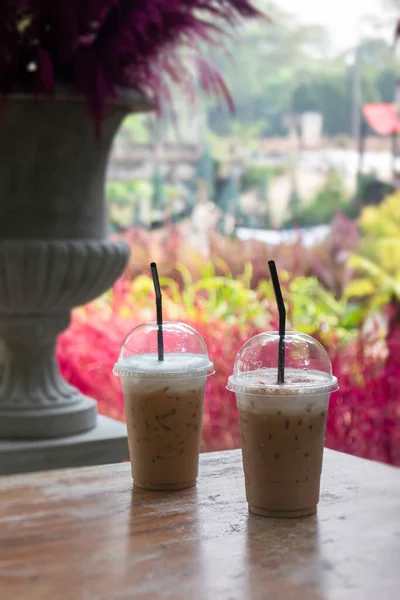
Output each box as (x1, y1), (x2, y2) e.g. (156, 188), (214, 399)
(59, 0), (400, 466)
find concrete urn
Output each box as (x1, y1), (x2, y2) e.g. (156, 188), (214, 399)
(0, 93), (151, 439)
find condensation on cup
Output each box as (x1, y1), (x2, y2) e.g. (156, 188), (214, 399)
(227, 331), (339, 518)
(114, 321), (214, 490)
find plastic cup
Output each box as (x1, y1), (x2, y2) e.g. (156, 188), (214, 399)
(227, 332), (338, 518)
(114, 321), (214, 490)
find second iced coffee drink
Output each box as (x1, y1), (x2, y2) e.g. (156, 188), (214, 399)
(228, 332), (338, 517)
(114, 322), (214, 490)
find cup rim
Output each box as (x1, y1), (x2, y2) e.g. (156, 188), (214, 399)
(227, 369), (339, 396)
(113, 365), (215, 379)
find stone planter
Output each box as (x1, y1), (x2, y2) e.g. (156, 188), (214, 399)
(0, 93), (152, 440)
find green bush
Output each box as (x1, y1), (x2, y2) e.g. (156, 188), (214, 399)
(284, 169), (349, 227)
(241, 164), (283, 192)
(345, 192), (400, 311)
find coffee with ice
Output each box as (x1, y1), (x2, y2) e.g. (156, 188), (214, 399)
(114, 322), (214, 490)
(227, 332), (338, 517)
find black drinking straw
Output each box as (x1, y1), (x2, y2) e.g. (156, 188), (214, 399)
(150, 262), (164, 362)
(268, 260), (286, 384)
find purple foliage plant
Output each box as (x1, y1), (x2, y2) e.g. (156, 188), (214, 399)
(0, 1), (261, 121)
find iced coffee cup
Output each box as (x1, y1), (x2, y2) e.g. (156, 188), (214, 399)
(227, 332), (338, 518)
(114, 322), (214, 490)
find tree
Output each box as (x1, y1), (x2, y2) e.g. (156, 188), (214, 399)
(206, 3), (331, 135)
(205, 2), (396, 138)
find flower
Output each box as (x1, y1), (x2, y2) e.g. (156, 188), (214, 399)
(0, 1), (261, 120)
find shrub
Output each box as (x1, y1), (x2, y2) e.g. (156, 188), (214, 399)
(58, 197), (400, 466)
(284, 169), (350, 228)
(117, 210), (359, 296)
(57, 264), (399, 464)
(345, 191), (400, 313)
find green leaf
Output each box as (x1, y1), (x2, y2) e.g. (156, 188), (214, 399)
(238, 263), (253, 287)
(200, 262), (215, 279)
(175, 264), (193, 289)
(340, 304), (366, 329)
(344, 278), (376, 298)
(159, 277), (181, 304)
(130, 275), (154, 295)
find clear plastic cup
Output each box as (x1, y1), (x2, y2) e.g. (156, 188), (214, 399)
(114, 321), (214, 490)
(227, 331), (338, 518)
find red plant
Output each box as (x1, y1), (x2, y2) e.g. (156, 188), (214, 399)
(383, 299), (400, 465)
(58, 279), (400, 466)
(117, 212), (359, 295)
(0, 1), (261, 120)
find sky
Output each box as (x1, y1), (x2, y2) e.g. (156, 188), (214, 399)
(277, 0), (393, 51)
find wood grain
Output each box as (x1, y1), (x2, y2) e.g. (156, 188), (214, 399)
(0, 449), (399, 600)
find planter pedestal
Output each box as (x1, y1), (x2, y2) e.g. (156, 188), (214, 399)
(0, 416), (129, 475)
(0, 94), (153, 465)
(0, 311), (98, 438)
(0, 239), (129, 439)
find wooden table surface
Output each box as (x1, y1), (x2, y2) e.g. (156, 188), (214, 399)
(0, 449), (399, 600)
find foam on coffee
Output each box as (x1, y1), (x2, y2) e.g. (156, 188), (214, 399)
(229, 367), (337, 397)
(119, 353), (211, 395)
(117, 352), (213, 376)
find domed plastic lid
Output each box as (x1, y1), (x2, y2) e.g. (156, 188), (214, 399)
(113, 321), (214, 379)
(227, 331), (338, 395)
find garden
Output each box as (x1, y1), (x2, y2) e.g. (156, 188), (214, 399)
(58, 192), (400, 466)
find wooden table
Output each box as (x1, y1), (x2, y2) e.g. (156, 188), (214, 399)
(0, 449), (399, 600)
